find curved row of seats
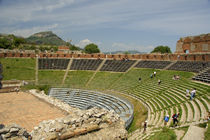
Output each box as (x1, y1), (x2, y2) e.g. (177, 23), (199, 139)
(48, 88), (134, 128)
(193, 68), (210, 83)
(39, 58), (210, 74)
(113, 73), (209, 128)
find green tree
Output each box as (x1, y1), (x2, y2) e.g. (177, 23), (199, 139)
(151, 46), (172, 54)
(13, 37), (25, 47)
(0, 38), (12, 49)
(84, 43), (100, 54)
(70, 45), (81, 51)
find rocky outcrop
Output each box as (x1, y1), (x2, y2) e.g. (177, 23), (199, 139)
(0, 124), (31, 140)
(31, 107), (127, 140)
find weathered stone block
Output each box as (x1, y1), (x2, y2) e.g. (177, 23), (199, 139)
(59, 131), (74, 140)
(74, 128), (87, 136)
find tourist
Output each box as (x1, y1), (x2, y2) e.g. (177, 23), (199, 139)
(173, 75), (176, 80)
(14, 87), (20, 94)
(164, 115), (169, 126)
(154, 71), (156, 77)
(158, 79), (161, 85)
(190, 88), (196, 100)
(143, 120), (147, 132)
(172, 113), (179, 127)
(186, 89), (190, 97)
(176, 75), (180, 80)
(150, 73), (153, 79)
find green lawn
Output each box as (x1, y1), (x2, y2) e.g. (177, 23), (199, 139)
(88, 71), (123, 90)
(148, 127), (176, 140)
(64, 70), (94, 89)
(38, 70), (65, 86)
(0, 58), (35, 80)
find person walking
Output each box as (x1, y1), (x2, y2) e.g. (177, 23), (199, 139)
(164, 115), (169, 126)
(139, 77), (141, 82)
(154, 71), (156, 77)
(186, 89), (189, 97)
(150, 73), (153, 79)
(143, 120), (147, 132)
(172, 113), (179, 127)
(158, 79), (161, 85)
(190, 88), (196, 100)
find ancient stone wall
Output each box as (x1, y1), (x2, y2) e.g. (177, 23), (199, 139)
(0, 50), (210, 61)
(176, 33), (210, 54)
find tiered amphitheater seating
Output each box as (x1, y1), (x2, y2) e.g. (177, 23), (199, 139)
(109, 69), (209, 131)
(100, 60), (136, 72)
(70, 59), (102, 70)
(192, 68), (210, 83)
(38, 58), (70, 70)
(135, 61), (172, 69)
(49, 88), (133, 128)
(168, 61), (210, 73)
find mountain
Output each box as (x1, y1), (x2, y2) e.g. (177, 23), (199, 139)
(26, 31), (66, 46)
(104, 50), (146, 54)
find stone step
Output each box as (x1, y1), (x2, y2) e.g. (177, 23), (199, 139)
(185, 102), (193, 122)
(195, 98), (207, 120)
(180, 104), (187, 124)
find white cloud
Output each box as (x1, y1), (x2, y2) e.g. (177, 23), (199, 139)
(76, 39), (102, 48)
(44, 0), (75, 12)
(10, 24), (58, 37)
(76, 39), (93, 48)
(112, 42), (154, 53)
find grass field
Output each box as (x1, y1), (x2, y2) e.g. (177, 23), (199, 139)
(87, 71), (123, 90)
(38, 70), (65, 86)
(0, 58), (35, 80)
(64, 70), (94, 89)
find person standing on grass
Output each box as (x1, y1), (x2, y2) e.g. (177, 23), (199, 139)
(150, 73), (153, 79)
(138, 77), (142, 82)
(158, 79), (161, 85)
(190, 88), (196, 100)
(154, 71), (156, 77)
(164, 115), (169, 126)
(186, 89), (190, 97)
(143, 120), (147, 132)
(172, 113), (179, 127)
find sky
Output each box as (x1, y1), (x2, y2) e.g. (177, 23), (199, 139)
(0, 0), (210, 53)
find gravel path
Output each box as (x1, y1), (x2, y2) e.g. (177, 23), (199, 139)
(174, 129), (185, 140)
(182, 125), (205, 140)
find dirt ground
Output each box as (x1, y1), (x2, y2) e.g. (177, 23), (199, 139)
(0, 92), (67, 131)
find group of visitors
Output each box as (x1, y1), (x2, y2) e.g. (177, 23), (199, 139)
(186, 88), (196, 100)
(164, 113), (180, 127)
(143, 112), (180, 133)
(150, 71), (156, 78)
(139, 71), (161, 85)
(172, 75), (180, 80)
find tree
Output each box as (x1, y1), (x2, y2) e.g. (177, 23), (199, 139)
(13, 37), (25, 47)
(151, 46), (172, 54)
(0, 38), (12, 49)
(70, 44), (81, 51)
(84, 43), (100, 54)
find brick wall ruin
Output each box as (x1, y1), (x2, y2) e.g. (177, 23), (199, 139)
(176, 33), (210, 54)
(0, 52), (210, 61)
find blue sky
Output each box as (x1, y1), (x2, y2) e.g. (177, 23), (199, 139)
(0, 0), (210, 53)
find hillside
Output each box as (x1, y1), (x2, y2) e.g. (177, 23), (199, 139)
(26, 31), (66, 46)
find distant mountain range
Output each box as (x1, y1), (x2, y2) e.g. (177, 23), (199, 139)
(26, 31), (66, 46)
(104, 50), (145, 54)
